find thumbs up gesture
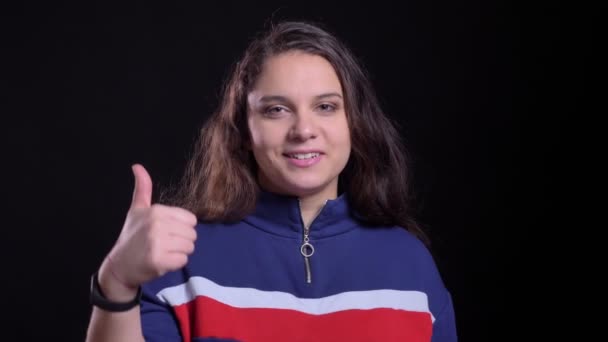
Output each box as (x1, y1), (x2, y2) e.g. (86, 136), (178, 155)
(98, 164), (198, 298)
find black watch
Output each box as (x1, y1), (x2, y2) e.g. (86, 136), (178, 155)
(89, 271), (142, 312)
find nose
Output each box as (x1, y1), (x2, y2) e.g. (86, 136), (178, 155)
(288, 111), (317, 141)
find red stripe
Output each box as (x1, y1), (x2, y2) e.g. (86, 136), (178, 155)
(173, 295), (432, 342)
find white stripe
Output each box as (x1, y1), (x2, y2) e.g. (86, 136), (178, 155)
(156, 276), (434, 322)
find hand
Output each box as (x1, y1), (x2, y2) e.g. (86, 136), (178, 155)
(100, 164), (198, 296)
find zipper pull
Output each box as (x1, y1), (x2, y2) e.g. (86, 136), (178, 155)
(301, 235), (314, 284)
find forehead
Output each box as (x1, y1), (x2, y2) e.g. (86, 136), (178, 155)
(250, 51), (343, 98)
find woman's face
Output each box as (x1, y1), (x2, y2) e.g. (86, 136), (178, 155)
(247, 51), (351, 199)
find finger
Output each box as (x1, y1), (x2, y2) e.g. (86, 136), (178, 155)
(166, 237), (195, 254)
(163, 253), (189, 271)
(151, 204), (198, 226)
(155, 217), (197, 241)
(168, 224), (198, 242)
(130, 164), (153, 209)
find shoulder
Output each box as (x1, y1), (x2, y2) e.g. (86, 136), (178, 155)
(360, 224), (432, 259)
(382, 226), (454, 319)
(361, 225), (445, 287)
(194, 220), (249, 237)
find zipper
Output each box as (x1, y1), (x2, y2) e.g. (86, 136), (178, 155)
(298, 199), (328, 284)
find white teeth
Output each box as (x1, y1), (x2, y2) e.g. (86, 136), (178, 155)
(289, 152), (320, 160)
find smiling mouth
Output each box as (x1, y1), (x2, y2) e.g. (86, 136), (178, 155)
(284, 152), (321, 160)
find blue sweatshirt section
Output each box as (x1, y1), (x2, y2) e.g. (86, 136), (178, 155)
(140, 190), (457, 341)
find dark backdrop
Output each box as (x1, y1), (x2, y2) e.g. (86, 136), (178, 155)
(4, 1), (586, 341)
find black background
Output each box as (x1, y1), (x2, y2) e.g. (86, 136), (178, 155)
(4, 1), (588, 341)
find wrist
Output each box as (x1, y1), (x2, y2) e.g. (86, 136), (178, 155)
(98, 258), (139, 302)
(90, 269), (142, 312)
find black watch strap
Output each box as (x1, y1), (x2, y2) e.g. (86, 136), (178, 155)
(89, 271), (142, 312)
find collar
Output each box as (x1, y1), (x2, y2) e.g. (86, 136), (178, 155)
(243, 189), (359, 239)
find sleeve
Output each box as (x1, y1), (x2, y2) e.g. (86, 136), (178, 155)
(406, 234), (458, 342)
(140, 283), (182, 342)
(431, 290), (458, 342)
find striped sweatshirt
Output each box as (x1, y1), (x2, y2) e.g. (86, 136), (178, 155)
(140, 190), (457, 341)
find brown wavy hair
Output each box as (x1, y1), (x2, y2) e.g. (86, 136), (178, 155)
(160, 21), (429, 245)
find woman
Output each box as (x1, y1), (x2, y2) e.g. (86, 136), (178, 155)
(86, 21), (457, 342)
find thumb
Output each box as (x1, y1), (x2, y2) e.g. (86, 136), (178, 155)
(130, 163), (152, 209)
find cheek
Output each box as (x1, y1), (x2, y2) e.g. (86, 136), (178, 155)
(248, 130), (278, 164)
(247, 121), (260, 145)
(247, 121), (266, 152)
(332, 117), (352, 149)
(249, 135), (272, 155)
(249, 121), (284, 151)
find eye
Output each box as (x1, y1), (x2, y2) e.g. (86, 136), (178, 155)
(318, 103), (337, 112)
(263, 106), (288, 117)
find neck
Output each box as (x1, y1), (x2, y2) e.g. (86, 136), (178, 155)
(256, 174), (338, 228)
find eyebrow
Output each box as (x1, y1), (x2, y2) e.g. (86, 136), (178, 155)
(258, 92), (343, 104)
